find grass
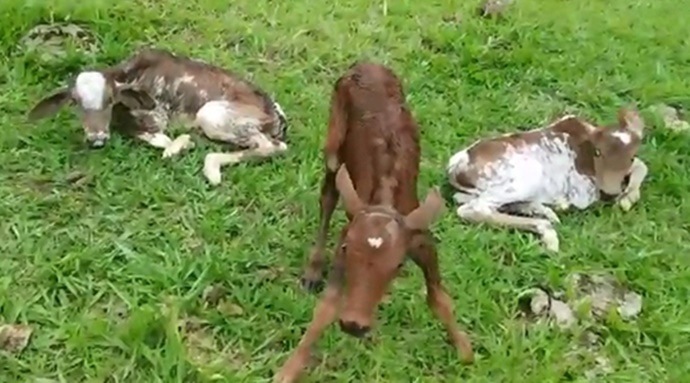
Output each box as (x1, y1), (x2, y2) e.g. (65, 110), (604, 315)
(1, 0), (690, 382)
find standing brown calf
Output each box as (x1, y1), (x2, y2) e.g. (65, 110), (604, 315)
(274, 62), (474, 383)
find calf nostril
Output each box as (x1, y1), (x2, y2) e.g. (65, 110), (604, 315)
(338, 320), (370, 338)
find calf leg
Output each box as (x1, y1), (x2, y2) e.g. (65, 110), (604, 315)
(618, 157), (648, 211)
(130, 109), (194, 158)
(457, 200), (560, 252)
(409, 232), (474, 364)
(301, 169), (339, 292)
(502, 202), (560, 224)
(196, 101), (288, 185)
(274, 239), (346, 383)
(202, 135), (287, 185)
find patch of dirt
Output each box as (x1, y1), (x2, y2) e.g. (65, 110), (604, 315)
(19, 22), (100, 63)
(178, 316), (248, 370)
(478, 0), (514, 18)
(0, 323), (33, 353)
(648, 103), (689, 132)
(516, 272), (643, 380)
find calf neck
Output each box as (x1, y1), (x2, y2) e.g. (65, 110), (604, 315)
(447, 108), (648, 252)
(273, 62), (474, 383)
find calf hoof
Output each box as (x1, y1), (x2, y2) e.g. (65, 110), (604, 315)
(300, 276), (324, 293)
(536, 221), (559, 252)
(618, 188), (640, 212)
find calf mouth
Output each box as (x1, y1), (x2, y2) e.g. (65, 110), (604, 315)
(599, 190), (619, 202)
(600, 173), (632, 202)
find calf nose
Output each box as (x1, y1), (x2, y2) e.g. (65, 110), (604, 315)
(87, 132), (109, 148)
(339, 320), (370, 338)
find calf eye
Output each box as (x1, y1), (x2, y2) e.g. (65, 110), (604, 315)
(593, 148), (601, 157)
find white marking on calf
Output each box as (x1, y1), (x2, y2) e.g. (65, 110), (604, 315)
(367, 237), (384, 248)
(611, 130), (631, 145)
(273, 102), (286, 119)
(74, 72), (107, 110)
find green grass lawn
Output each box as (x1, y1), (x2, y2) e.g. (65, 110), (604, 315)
(2, 0), (690, 382)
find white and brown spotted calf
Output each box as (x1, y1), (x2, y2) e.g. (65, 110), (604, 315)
(446, 107), (648, 252)
(27, 48), (288, 185)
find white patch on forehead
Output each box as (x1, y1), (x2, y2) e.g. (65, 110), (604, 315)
(611, 130), (632, 145)
(74, 71), (106, 110)
(367, 237), (384, 248)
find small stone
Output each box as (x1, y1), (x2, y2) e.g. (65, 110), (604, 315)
(617, 292), (643, 320)
(479, 0), (514, 17)
(0, 324), (33, 353)
(550, 299), (576, 329)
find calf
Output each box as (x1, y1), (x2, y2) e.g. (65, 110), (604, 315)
(26, 48), (288, 185)
(446, 108), (648, 252)
(273, 62), (474, 383)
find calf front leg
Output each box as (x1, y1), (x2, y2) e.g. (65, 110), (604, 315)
(409, 232), (474, 364)
(457, 200), (560, 252)
(131, 110), (194, 158)
(274, 245), (345, 383)
(618, 157), (648, 211)
(502, 202), (560, 224)
(301, 170), (339, 292)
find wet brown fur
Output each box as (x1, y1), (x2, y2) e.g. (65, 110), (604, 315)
(274, 62), (474, 383)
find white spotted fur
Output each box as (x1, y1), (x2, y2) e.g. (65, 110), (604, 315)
(448, 133), (598, 211)
(446, 113), (646, 252)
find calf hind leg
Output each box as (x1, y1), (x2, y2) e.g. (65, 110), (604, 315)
(457, 200), (560, 252)
(202, 135), (287, 185)
(195, 101), (288, 185)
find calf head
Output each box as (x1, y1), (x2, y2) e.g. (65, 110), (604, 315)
(333, 165), (446, 337)
(27, 71), (156, 148)
(588, 108), (644, 199)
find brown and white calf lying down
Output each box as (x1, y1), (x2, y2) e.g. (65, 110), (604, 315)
(273, 62), (474, 383)
(446, 108), (648, 252)
(27, 48), (288, 185)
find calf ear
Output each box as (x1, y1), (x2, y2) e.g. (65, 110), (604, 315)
(335, 165), (364, 215)
(404, 187), (446, 231)
(27, 87), (73, 121)
(115, 83), (156, 110)
(618, 108), (644, 138)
